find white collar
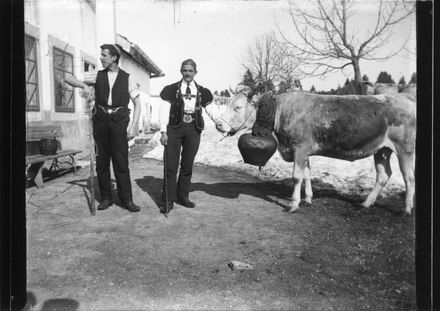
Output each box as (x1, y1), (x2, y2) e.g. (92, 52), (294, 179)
(182, 80), (196, 87)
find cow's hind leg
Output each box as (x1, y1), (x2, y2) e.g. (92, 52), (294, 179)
(362, 147), (393, 208)
(304, 157), (313, 204)
(396, 151), (415, 215)
(285, 154), (308, 213)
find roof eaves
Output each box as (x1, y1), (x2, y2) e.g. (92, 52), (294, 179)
(116, 34), (165, 78)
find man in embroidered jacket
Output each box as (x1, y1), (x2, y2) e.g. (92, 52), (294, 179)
(159, 59), (219, 212)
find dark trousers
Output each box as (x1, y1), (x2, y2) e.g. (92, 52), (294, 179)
(163, 122), (201, 201)
(93, 117), (132, 204)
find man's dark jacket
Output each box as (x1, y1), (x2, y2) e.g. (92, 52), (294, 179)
(160, 80), (213, 130)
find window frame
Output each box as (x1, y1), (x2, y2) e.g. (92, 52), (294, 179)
(25, 34), (40, 111)
(53, 46), (75, 113)
(83, 60), (96, 73)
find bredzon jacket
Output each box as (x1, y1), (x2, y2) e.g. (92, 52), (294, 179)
(160, 81), (213, 131)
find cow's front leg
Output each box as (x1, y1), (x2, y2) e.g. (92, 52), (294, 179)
(285, 154), (307, 213)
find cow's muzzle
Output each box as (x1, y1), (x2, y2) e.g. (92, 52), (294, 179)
(215, 119), (236, 137)
(215, 120), (227, 132)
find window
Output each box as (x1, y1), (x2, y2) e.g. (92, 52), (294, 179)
(84, 61), (95, 72)
(54, 47), (75, 112)
(25, 35), (39, 111)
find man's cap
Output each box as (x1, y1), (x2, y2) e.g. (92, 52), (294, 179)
(181, 59), (197, 71)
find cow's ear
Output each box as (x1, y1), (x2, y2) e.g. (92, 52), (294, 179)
(241, 87), (250, 97)
(246, 88), (255, 101)
(250, 93), (262, 107)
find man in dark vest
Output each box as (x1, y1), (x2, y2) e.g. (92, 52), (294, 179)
(159, 59), (218, 213)
(64, 44), (141, 212)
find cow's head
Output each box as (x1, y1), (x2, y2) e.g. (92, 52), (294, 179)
(214, 85), (259, 135)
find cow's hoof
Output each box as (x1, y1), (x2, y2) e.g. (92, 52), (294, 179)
(304, 197), (312, 205)
(302, 200), (312, 207)
(399, 210), (412, 217)
(404, 207), (413, 216)
(359, 201), (370, 208)
(283, 205), (299, 213)
(358, 200), (374, 210)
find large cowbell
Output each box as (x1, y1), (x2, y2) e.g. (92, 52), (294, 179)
(238, 93), (278, 167)
(238, 133), (277, 167)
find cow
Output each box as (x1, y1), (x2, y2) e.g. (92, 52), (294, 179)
(399, 83), (417, 97)
(374, 83), (398, 94)
(215, 85), (416, 215)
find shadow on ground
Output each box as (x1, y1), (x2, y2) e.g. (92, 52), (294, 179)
(24, 291), (79, 311)
(135, 175), (294, 211)
(134, 173), (397, 213)
(26, 166), (80, 189)
(66, 177), (130, 213)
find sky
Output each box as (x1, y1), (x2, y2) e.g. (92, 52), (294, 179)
(111, 0), (416, 95)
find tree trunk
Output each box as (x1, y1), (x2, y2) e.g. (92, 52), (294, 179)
(352, 60), (363, 94)
(353, 60), (362, 82)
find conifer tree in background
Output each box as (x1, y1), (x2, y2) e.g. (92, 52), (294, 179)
(362, 74), (370, 82)
(397, 76), (409, 92)
(409, 72), (417, 84)
(398, 76), (407, 86)
(376, 71), (395, 84)
(241, 68), (256, 89)
(277, 78), (292, 94)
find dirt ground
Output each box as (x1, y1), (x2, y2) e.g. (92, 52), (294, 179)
(24, 140), (415, 311)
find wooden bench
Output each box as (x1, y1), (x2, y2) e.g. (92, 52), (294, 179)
(26, 125), (82, 188)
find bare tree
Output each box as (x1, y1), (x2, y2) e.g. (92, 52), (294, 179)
(243, 32), (277, 92)
(242, 32), (300, 93)
(278, 0), (415, 83)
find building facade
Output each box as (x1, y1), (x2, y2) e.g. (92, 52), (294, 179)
(25, 0), (163, 156)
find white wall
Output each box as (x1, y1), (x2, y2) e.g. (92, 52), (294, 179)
(120, 56), (151, 94)
(95, 0), (116, 51)
(120, 56), (152, 133)
(25, 0), (97, 154)
(25, 0), (160, 153)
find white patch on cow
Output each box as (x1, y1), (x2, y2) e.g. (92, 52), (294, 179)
(374, 94), (388, 102)
(374, 83), (398, 94)
(321, 120), (333, 129)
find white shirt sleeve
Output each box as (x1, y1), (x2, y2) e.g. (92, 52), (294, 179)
(204, 102), (220, 122)
(77, 71), (97, 85)
(128, 76), (140, 101)
(159, 100), (171, 132)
